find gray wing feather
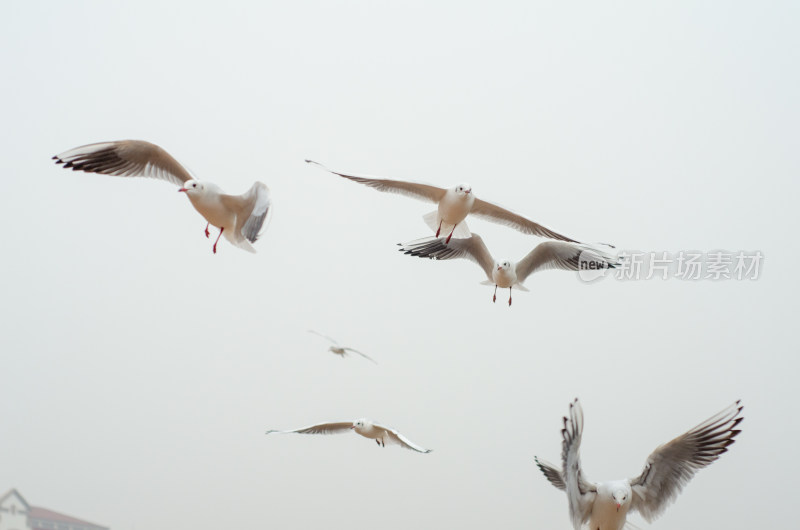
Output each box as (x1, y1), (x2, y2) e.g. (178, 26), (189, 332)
(343, 347), (377, 364)
(376, 424), (432, 453)
(535, 456), (566, 490)
(53, 140), (194, 185)
(470, 198), (579, 242)
(629, 401), (743, 523)
(308, 330), (338, 345)
(515, 242), (619, 282)
(398, 233), (495, 281)
(266, 421), (353, 435)
(562, 399), (597, 530)
(239, 182), (272, 243)
(306, 159), (446, 203)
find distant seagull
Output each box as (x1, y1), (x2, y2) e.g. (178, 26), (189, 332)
(266, 419), (432, 453)
(53, 140), (272, 253)
(308, 330), (376, 363)
(534, 398), (743, 530)
(305, 159), (577, 244)
(398, 233), (619, 306)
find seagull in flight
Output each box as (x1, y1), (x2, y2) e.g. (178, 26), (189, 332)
(308, 330), (376, 363)
(305, 159), (578, 244)
(534, 398), (743, 530)
(398, 233), (619, 306)
(266, 419), (432, 453)
(54, 140), (272, 253)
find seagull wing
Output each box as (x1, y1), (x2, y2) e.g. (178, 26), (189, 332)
(308, 330), (338, 345)
(220, 182), (272, 243)
(562, 398), (597, 530)
(629, 401), (743, 523)
(306, 160), (446, 203)
(398, 233), (495, 282)
(375, 424), (432, 453)
(515, 242), (619, 283)
(534, 456), (566, 491)
(470, 198), (578, 242)
(53, 140), (194, 186)
(265, 421), (353, 435)
(343, 347), (377, 364)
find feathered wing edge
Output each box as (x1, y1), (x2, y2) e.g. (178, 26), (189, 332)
(629, 400), (743, 522)
(562, 398), (597, 530)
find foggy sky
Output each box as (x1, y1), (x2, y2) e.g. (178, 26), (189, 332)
(1, 2), (797, 529)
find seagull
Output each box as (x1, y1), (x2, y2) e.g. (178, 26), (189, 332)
(534, 398), (743, 530)
(266, 419), (432, 453)
(53, 140), (272, 253)
(308, 330), (377, 363)
(398, 233), (619, 306)
(305, 159), (578, 244)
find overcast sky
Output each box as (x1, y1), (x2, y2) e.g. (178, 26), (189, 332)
(1, 2), (797, 529)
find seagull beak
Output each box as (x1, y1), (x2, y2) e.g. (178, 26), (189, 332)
(465, 189), (471, 194)
(497, 265), (502, 271)
(349, 426), (355, 429)
(616, 503), (620, 511)
(178, 188), (187, 193)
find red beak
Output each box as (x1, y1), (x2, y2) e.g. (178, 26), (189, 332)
(349, 426), (355, 429)
(178, 188), (187, 193)
(465, 189), (471, 194)
(616, 503), (620, 511)
(497, 266), (502, 271)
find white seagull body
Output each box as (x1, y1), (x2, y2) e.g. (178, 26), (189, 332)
(266, 418), (432, 453)
(399, 233), (619, 305)
(306, 159), (578, 244)
(534, 399), (743, 530)
(54, 140), (272, 253)
(308, 330), (376, 363)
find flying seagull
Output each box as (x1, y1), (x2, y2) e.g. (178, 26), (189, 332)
(534, 398), (743, 530)
(53, 140), (272, 253)
(398, 233), (619, 305)
(305, 159), (578, 244)
(266, 419), (432, 453)
(308, 330), (376, 363)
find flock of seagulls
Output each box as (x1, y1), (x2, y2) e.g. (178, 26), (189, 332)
(53, 139), (744, 528)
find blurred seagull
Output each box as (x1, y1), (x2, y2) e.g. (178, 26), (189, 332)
(534, 398), (743, 530)
(54, 140), (272, 253)
(398, 233), (619, 306)
(305, 159), (577, 244)
(308, 330), (376, 363)
(266, 419), (432, 453)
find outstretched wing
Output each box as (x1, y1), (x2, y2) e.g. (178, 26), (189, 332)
(53, 140), (194, 186)
(375, 424), (432, 453)
(306, 160), (446, 203)
(308, 330), (338, 345)
(629, 401), (743, 523)
(343, 347), (377, 364)
(534, 456), (566, 491)
(515, 242), (619, 283)
(470, 198), (579, 242)
(398, 233), (495, 282)
(562, 398), (597, 530)
(265, 421), (353, 435)
(221, 181), (272, 243)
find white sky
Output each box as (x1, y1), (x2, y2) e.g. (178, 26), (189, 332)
(1, 2), (797, 529)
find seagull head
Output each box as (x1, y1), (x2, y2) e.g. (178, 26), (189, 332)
(178, 180), (204, 194)
(496, 260), (511, 272)
(453, 183), (472, 197)
(611, 487), (630, 512)
(352, 418), (371, 432)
